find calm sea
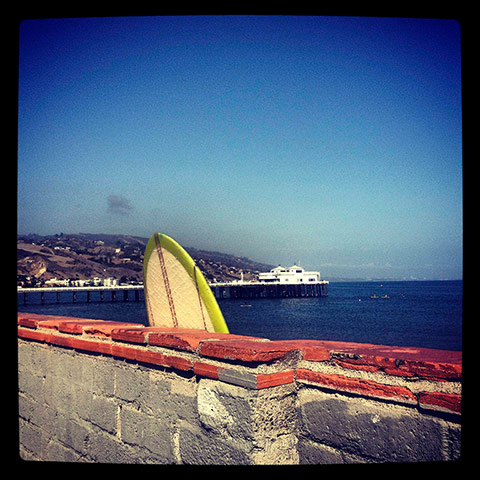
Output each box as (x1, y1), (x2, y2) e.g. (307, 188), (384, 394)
(17, 280), (462, 351)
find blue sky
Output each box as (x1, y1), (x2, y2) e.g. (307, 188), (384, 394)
(17, 16), (462, 280)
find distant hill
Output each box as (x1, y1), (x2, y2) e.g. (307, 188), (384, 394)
(17, 233), (274, 286)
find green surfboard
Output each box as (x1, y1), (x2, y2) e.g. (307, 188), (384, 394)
(143, 233), (229, 333)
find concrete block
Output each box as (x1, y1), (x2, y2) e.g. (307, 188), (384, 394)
(254, 384), (297, 438)
(445, 423), (462, 461)
(74, 353), (97, 389)
(18, 369), (44, 401)
(145, 376), (171, 412)
(120, 403), (174, 462)
(120, 404), (149, 446)
(18, 393), (42, 425)
(298, 438), (346, 464)
(19, 419), (43, 458)
(251, 384), (299, 464)
(17, 341), (33, 371)
(46, 439), (82, 462)
(197, 378), (255, 440)
(19, 445), (38, 461)
(114, 364), (149, 404)
(298, 388), (445, 462)
(147, 373), (198, 424)
(144, 416), (174, 461)
(196, 379), (299, 464)
(90, 357), (115, 396)
(30, 341), (51, 376)
(89, 395), (119, 435)
(57, 349), (82, 383)
(43, 374), (74, 415)
(70, 382), (92, 417)
(252, 433), (298, 464)
(57, 416), (92, 457)
(40, 403), (61, 438)
(88, 428), (139, 464)
(178, 422), (252, 465)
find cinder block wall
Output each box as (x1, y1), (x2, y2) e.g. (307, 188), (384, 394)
(18, 312), (461, 464)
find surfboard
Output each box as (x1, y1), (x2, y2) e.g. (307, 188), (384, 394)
(143, 233), (229, 333)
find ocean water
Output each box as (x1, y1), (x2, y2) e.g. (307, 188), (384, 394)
(17, 280), (462, 351)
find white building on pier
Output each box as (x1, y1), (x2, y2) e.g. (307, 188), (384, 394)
(258, 265), (322, 284)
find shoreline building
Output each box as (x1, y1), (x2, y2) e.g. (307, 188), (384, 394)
(258, 265), (323, 284)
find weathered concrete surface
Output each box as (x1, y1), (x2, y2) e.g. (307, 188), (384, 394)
(297, 388), (460, 463)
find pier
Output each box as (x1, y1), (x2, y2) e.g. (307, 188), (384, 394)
(17, 280), (329, 305)
(17, 285), (143, 305)
(210, 280), (329, 299)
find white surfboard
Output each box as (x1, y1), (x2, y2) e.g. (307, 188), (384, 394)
(143, 233), (229, 333)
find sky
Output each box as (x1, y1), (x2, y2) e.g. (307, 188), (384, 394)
(17, 15), (463, 280)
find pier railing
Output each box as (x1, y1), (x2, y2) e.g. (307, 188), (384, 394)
(17, 285), (144, 293)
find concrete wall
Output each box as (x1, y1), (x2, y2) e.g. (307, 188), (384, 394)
(18, 312), (461, 464)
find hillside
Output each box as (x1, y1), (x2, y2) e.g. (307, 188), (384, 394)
(17, 233), (274, 287)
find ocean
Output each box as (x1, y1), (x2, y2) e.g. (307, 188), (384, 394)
(17, 280), (462, 352)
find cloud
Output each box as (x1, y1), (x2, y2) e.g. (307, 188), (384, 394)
(107, 195), (134, 215)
